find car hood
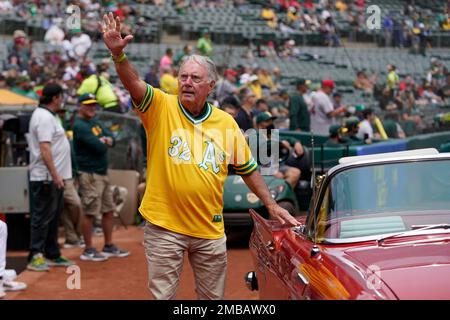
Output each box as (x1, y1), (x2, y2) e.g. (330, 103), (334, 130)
(343, 239), (450, 299)
(223, 175), (284, 210)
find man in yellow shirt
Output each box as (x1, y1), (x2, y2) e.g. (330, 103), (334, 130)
(159, 66), (178, 95)
(100, 12), (298, 300)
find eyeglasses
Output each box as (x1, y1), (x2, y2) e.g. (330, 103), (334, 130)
(178, 74), (207, 84)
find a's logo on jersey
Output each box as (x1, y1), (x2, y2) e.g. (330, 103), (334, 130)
(168, 135), (224, 174)
(92, 125), (102, 136)
(212, 214), (222, 223)
(199, 140), (220, 174)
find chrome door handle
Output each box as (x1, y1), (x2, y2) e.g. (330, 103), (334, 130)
(296, 271), (309, 286)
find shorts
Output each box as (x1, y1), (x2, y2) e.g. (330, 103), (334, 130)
(78, 172), (115, 217)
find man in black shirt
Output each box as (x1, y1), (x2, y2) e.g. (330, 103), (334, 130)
(234, 88), (256, 131)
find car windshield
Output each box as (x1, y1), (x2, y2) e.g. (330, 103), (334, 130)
(321, 159), (450, 242)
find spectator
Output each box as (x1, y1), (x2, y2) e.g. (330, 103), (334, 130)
(423, 84), (443, 104)
(247, 75), (263, 99)
(173, 45), (192, 66)
(0, 220), (27, 298)
(159, 48), (174, 73)
(144, 63), (160, 88)
(236, 88), (256, 131)
(216, 69), (239, 103)
(324, 124), (350, 147)
(27, 83), (75, 271)
(7, 30), (31, 71)
(353, 70), (377, 94)
(383, 111), (406, 138)
(332, 92), (344, 110)
(159, 66), (178, 95)
(268, 88), (290, 118)
(221, 95), (240, 118)
(254, 112), (301, 189)
(11, 75), (39, 100)
(196, 29), (213, 57)
(28, 59), (45, 84)
(289, 78), (311, 132)
(252, 98), (270, 117)
(386, 64), (400, 90)
(344, 117), (365, 145)
(261, 5), (278, 29)
(357, 108), (377, 142)
(44, 21), (65, 45)
(257, 68), (276, 93)
(382, 13), (394, 47)
(73, 93), (130, 262)
(310, 79), (345, 135)
(70, 29), (92, 59)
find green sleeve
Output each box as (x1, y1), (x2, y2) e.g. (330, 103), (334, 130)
(288, 94), (299, 130)
(298, 96), (310, 131)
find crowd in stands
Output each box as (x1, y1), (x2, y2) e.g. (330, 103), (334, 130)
(0, 1), (449, 186)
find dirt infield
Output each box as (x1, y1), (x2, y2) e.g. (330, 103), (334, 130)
(5, 226), (259, 300)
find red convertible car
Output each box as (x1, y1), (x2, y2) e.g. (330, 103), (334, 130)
(246, 149), (450, 300)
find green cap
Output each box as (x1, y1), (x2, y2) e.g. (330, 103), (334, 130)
(345, 116), (360, 128)
(355, 104), (366, 112)
(256, 111), (277, 124)
(329, 124), (342, 136)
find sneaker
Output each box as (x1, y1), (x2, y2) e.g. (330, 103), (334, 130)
(27, 253), (50, 271)
(3, 280), (27, 291)
(102, 244), (130, 258)
(80, 248), (108, 262)
(63, 240), (86, 249)
(46, 256), (75, 267)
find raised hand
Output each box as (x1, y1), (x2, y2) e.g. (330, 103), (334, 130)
(99, 12), (134, 56)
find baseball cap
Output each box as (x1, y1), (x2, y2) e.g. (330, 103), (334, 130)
(224, 69), (238, 77)
(42, 83), (63, 99)
(322, 79), (335, 89)
(295, 78), (311, 86)
(249, 75), (259, 82)
(13, 30), (26, 39)
(78, 93), (98, 105)
(345, 117), (360, 128)
(329, 124), (342, 136)
(256, 111), (277, 124)
(355, 104), (366, 112)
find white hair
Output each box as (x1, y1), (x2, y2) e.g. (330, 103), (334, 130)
(179, 54), (218, 82)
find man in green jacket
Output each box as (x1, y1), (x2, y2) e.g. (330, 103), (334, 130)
(73, 93), (129, 262)
(289, 78), (311, 132)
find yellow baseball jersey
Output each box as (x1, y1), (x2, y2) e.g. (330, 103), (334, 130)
(134, 84), (257, 239)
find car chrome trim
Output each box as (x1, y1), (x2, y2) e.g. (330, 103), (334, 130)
(338, 148), (439, 165)
(296, 271), (309, 286)
(323, 229), (450, 244)
(328, 152), (450, 176)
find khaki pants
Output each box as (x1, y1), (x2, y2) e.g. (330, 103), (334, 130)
(78, 172), (115, 217)
(61, 179), (83, 243)
(144, 222), (227, 300)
